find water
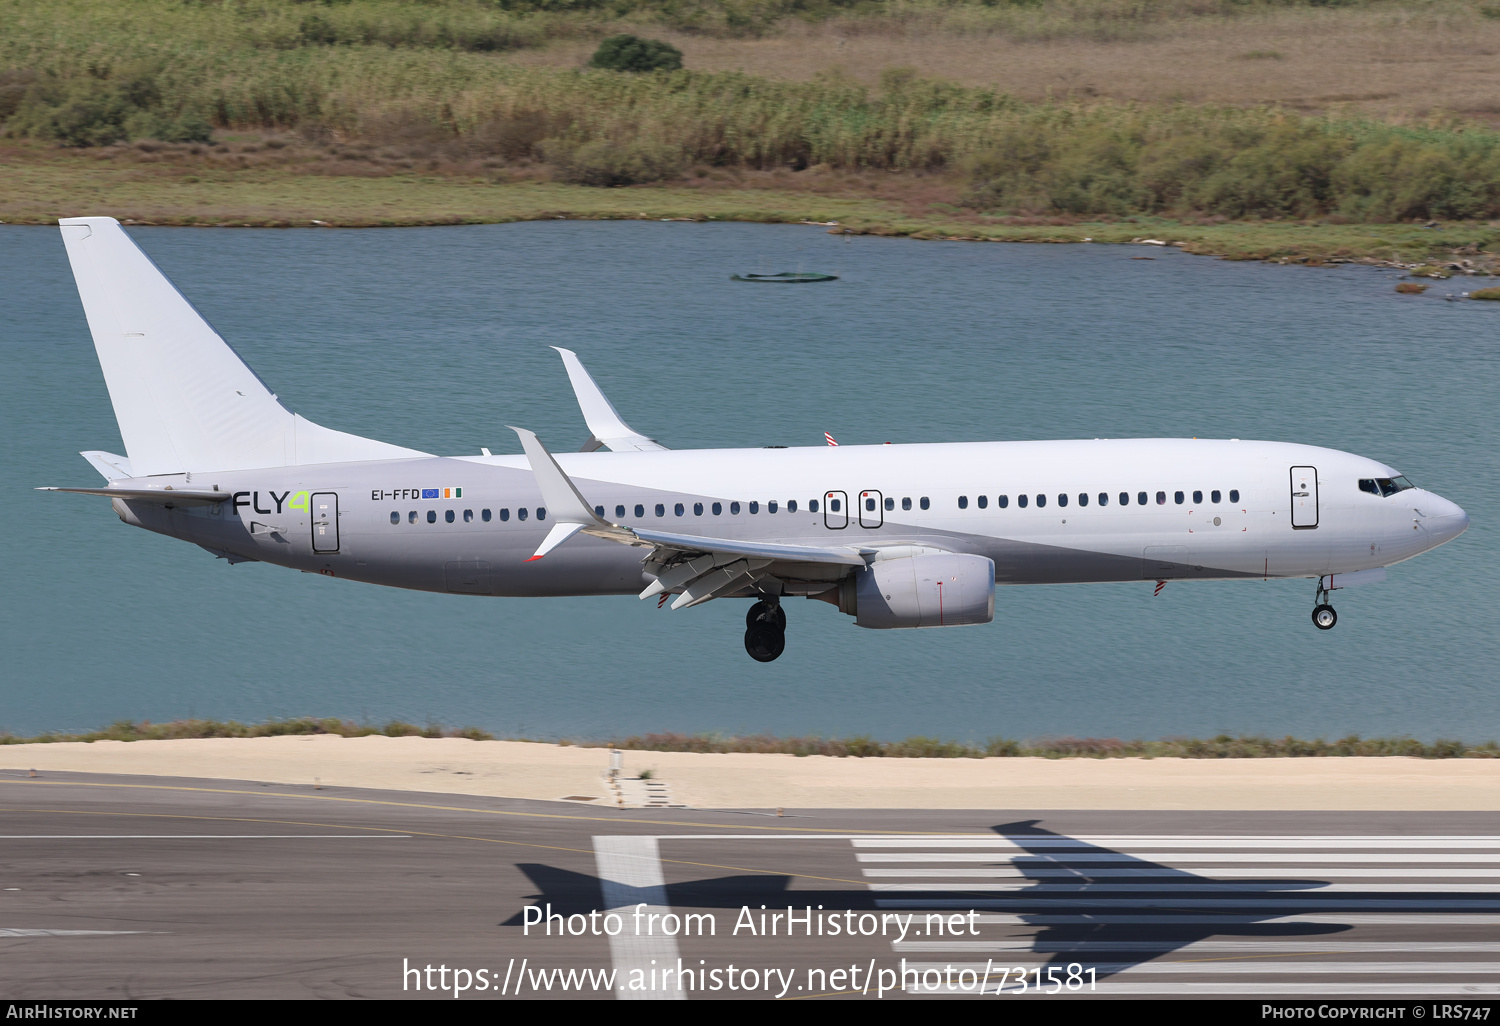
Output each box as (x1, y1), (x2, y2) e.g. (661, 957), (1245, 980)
(1, 221), (1494, 742)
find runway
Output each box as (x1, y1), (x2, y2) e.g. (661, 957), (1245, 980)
(3, 770), (1500, 999)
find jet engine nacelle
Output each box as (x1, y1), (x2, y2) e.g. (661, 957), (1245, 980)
(846, 553), (995, 629)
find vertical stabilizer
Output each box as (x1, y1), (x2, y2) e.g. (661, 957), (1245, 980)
(58, 217), (428, 475)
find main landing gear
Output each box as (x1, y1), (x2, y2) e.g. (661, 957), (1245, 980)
(744, 599), (787, 662)
(1311, 579), (1338, 631)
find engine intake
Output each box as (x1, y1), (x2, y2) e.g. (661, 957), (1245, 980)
(844, 553), (995, 629)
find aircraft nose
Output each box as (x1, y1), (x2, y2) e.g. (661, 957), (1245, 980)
(1420, 493), (1469, 545)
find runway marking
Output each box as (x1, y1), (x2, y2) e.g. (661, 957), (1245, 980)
(0, 779), (967, 836)
(873, 897), (1500, 908)
(594, 835), (684, 1002)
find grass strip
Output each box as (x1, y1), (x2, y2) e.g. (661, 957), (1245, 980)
(5, 719), (1498, 759)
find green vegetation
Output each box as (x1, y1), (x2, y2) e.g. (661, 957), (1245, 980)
(0, 717), (494, 744)
(4, 1), (1500, 223)
(6, 720), (1498, 757)
(597, 731), (1500, 758)
(588, 34), (683, 73)
(1470, 285), (1500, 298)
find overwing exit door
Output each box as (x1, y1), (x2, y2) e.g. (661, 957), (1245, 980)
(312, 492), (340, 552)
(859, 490), (884, 528)
(824, 491), (848, 529)
(1290, 467), (1318, 529)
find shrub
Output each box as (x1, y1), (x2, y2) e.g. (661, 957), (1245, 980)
(542, 136), (685, 185)
(588, 34), (684, 73)
(1470, 286), (1500, 300)
(1394, 282), (1427, 293)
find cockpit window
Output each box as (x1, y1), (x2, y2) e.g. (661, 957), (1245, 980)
(1361, 477), (1416, 497)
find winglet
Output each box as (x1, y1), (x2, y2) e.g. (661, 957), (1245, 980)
(526, 522), (586, 561)
(551, 348), (667, 452)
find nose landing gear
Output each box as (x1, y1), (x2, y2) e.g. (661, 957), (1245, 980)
(1311, 579), (1338, 630)
(745, 599), (786, 662)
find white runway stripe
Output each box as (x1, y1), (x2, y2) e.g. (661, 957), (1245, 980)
(0, 929), (154, 937)
(868, 881), (1500, 893)
(593, 835), (683, 1003)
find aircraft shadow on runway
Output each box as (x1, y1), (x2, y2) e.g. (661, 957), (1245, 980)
(504, 821), (1500, 982)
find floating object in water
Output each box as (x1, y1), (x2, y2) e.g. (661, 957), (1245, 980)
(731, 271), (838, 283)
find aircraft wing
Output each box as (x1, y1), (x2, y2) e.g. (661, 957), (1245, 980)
(510, 426), (868, 608)
(552, 347), (667, 452)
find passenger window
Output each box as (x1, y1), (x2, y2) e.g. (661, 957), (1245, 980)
(518, 507), (528, 521)
(1174, 491), (1184, 505)
(1137, 492), (1147, 505)
(769, 501), (778, 514)
(1018, 494), (1028, 508)
(594, 506), (605, 517)
(788, 499), (798, 513)
(445, 509), (455, 523)
(712, 502), (722, 515)
(828, 499), (837, 513)
(958, 496), (968, 509)
(693, 502), (703, 516)
(1121, 492), (1130, 506)
(537, 508), (546, 520)
(920, 497), (930, 510)
(1036, 494), (1047, 508)
(1156, 491), (1167, 505)
(616, 504), (626, 518)
(500, 508), (510, 522)
(809, 500), (819, 513)
(1098, 493), (1108, 506)
(1211, 490), (1221, 504)
(883, 497), (893, 511)
(750, 501), (759, 514)
(997, 494), (1008, 508)
(1193, 490), (1202, 504)
(731, 501), (741, 515)
(483, 509), (492, 522)
(428, 510), (437, 523)
(1229, 489), (1240, 503)
(674, 503), (685, 516)
(655, 503), (665, 517)
(409, 510), (418, 523)
(1078, 493), (1088, 507)
(869, 497), (879, 511)
(635, 504), (645, 518)
(977, 495), (988, 509)
(1058, 493), (1068, 507)
(902, 497), (912, 511)
(390, 511), (400, 524)
(464, 509), (474, 522)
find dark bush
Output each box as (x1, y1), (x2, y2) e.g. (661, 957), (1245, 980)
(542, 136), (685, 185)
(588, 34), (683, 73)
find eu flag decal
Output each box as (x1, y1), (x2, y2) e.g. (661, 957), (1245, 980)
(421, 488), (439, 499)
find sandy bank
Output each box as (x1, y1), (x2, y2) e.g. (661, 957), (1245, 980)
(2, 736), (1498, 810)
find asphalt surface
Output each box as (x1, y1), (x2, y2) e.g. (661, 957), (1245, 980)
(3, 769), (1500, 1000)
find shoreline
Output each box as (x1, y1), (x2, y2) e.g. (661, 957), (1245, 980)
(3, 735), (1499, 810)
(5, 152), (1499, 268)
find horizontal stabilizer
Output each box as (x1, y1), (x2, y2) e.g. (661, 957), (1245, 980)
(58, 217), (430, 475)
(552, 347), (666, 452)
(38, 485), (231, 507)
(81, 450), (133, 481)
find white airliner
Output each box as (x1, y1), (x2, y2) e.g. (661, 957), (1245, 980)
(44, 217), (1469, 661)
